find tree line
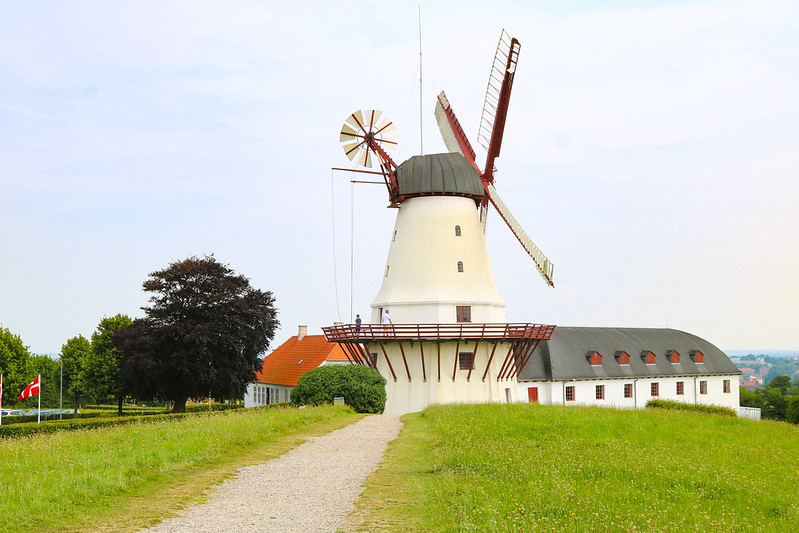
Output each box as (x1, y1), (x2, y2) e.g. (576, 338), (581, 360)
(1, 255), (279, 414)
(740, 375), (799, 424)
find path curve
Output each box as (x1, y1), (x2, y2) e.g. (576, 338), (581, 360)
(139, 414), (402, 533)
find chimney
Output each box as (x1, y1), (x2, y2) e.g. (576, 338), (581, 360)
(298, 325), (308, 341)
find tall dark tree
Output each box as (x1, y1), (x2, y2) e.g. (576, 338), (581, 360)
(115, 255), (278, 413)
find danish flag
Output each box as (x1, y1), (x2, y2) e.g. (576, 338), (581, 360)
(17, 374), (41, 401)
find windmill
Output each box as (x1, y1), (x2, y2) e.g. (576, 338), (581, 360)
(329, 31), (558, 414)
(339, 30), (554, 287)
(435, 30), (554, 287)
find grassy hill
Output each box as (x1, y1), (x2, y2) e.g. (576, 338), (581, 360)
(348, 404), (799, 531)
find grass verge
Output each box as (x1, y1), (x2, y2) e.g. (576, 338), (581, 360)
(347, 403), (799, 531)
(0, 405), (360, 533)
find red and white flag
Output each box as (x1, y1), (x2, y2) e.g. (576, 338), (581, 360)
(17, 375), (41, 401)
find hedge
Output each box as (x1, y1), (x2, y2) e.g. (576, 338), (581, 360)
(646, 399), (737, 417)
(291, 365), (386, 414)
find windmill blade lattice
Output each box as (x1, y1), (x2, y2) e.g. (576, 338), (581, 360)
(340, 110), (397, 168)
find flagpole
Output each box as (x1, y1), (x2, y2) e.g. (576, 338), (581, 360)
(37, 373), (41, 425)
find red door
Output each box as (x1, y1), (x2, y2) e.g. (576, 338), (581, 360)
(527, 387), (539, 403)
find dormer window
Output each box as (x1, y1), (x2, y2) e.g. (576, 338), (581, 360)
(641, 351), (656, 365)
(667, 350), (681, 364)
(587, 351), (602, 366)
(615, 351), (630, 365)
(690, 350), (704, 364)
(455, 225), (461, 236)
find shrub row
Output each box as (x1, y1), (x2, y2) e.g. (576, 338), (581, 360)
(646, 398), (737, 417)
(0, 404), (247, 439)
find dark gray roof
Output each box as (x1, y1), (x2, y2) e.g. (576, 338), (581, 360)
(519, 327), (740, 381)
(396, 153), (484, 199)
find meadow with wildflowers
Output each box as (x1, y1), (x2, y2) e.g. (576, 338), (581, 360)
(0, 405), (358, 533)
(350, 403), (799, 531)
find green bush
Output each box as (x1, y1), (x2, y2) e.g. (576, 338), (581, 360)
(787, 395), (799, 425)
(291, 364), (386, 414)
(646, 398), (737, 417)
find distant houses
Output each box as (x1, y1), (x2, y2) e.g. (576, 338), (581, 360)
(243, 326), (350, 407)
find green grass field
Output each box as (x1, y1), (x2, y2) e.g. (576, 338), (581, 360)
(349, 404), (799, 532)
(0, 405), (359, 533)
(3, 403), (797, 532)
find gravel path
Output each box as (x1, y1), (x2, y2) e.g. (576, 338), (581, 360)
(139, 414), (402, 533)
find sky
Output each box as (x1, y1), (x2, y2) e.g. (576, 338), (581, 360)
(1, 0), (797, 355)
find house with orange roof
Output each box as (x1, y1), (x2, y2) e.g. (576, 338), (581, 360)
(244, 325), (351, 407)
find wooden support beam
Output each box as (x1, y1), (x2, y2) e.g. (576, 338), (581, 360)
(482, 341), (500, 382)
(377, 342), (397, 382)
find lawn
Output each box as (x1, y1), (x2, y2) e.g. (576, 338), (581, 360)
(348, 403), (799, 531)
(0, 405), (359, 533)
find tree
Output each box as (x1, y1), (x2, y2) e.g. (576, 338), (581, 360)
(291, 364), (386, 414)
(787, 395), (799, 425)
(739, 386), (762, 409)
(83, 314), (132, 414)
(767, 375), (792, 395)
(757, 386), (788, 421)
(116, 255), (278, 413)
(61, 335), (91, 413)
(30, 355), (60, 408)
(0, 326), (32, 407)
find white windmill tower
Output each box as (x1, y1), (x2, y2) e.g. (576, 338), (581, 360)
(325, 31), (555, 415)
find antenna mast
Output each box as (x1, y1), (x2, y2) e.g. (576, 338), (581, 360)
(418, 5), (423, 155)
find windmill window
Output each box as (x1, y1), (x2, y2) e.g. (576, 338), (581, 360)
(456, 306), (471, 323)
(676, 381), (684, 395)
(455, 225), (461, 236)
(458, 352), (474, 370)
(392, 230), (397, 242)
(457, 261), (464, 273)
(385, 265), (390, 277)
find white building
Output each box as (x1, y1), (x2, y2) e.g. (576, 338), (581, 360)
(518, 326), (741, 410)
(244, 325), (350, 408)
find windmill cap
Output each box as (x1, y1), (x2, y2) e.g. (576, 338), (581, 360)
(396, 153), (484, 200)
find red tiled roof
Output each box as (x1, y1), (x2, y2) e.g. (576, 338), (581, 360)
(255, 335), (349, 386)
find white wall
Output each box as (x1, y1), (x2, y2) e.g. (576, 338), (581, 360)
(518, 375), (740, 411)
(375, 339), (518, 415)
(244, 382), (292, 407)
(371, 196), (506, 324)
